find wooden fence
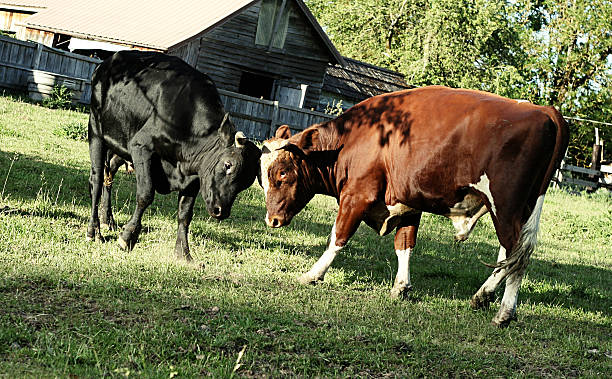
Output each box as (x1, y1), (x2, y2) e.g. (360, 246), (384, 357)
(555, 163), (612, 191)
(0, 35), (100, 103)
(0, 35), (332, 140)
(218, 89), (333, 140)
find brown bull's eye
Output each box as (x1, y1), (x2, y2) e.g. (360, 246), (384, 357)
(279, 170), (287, 178)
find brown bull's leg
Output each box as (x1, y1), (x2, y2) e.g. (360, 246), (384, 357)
(470, 246), (508, 309)
(390, 213), (422, 299)
(491, 195), (546, 327)
(299, 194), (370, 285)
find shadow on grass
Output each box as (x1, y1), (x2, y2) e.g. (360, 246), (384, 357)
(0, 150), (332, 248)
(0, 270), (608, 377)
(278, 212), (612, 317)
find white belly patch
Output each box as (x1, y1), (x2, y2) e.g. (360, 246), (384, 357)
(469, 173), (497, 217)
(445, 192), (488, 241)
(366, 202), (418, 236)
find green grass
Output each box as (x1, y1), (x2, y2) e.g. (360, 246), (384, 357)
(0, 92), (611, 377)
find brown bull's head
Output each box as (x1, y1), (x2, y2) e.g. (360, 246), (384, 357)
(259, 125), (317, 228)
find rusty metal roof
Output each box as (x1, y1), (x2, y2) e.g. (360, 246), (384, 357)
(323, 57), (412, 101)
(18, 0), (344, 63)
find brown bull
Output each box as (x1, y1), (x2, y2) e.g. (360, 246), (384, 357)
(260, 86), (568, 327)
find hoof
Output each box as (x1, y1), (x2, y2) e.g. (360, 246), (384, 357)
(86, 230), (104, 242)
(470, 292), (494, 310)
(491, 317), (512, 328)
(298, 273), (320, 285)
(175, 249), (193, 262)
(454, 233), (468, 242)
(390, 285), (412, 299)
(118, 236), (129, 251)
(491, 308), (517, 328)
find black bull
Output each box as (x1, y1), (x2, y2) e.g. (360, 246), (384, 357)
(87, 51), (261, 260)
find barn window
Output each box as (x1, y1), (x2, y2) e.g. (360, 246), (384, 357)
(255, 0), (290, 49)
(239, 71), (275, 100)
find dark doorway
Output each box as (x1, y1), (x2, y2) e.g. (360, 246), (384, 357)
(52, 33), (71, 51)
(238, 71), (275, 100)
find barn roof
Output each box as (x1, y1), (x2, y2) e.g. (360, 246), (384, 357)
(323, 57), (413, 101)
(18, 0), (344, 63)
(0, 0), (57, 11)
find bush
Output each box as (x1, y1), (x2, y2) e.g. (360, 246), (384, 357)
(43, 85), (73, 110)
(54, 121), (87, 141)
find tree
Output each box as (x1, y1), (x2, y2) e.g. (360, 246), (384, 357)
(306, 0), (612, 165)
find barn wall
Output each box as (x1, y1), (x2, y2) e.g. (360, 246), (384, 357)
(20, 27), (54, 46)
(0, 9), (33, 34)
(194, 1), (333, 110)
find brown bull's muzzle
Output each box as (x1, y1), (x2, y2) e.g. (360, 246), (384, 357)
(265, 212), (290, 228)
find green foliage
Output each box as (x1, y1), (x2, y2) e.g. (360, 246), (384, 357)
(324, 99), (344, 116)
(53, 121), (87, 141)
(42, 85), (73, 110)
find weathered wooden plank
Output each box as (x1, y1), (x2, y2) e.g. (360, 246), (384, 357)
(31, 43), (43, 69)
(560, 164), (601, 176)
(560, 177), (599, 188)
(66, 56), (77, 77)
(9, 42), (19, 64)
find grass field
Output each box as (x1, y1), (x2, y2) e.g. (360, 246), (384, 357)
(0, 93), (611, 377)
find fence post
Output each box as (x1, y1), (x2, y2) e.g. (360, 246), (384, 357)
(31, 43), (43, 70)
(587, 135), (602, 192)
(269, 101), (280, 138)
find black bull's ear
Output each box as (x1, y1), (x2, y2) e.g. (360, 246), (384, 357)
(277, 143), (343, 165)
(218, 112), (235, 147)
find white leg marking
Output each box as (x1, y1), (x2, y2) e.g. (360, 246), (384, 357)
(497, 246), (507, 263)
(493, 194), (546, 325)
(496, 272), (523, 320)
(300, 222), (342, 283)
(474, 247), (508, 298)
(391, 248), (412, 297)
(469, 173), (497, 217)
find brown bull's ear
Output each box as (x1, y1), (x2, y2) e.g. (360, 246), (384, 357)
(218, 112), (236, 147)
(275, 125), (292, 139)
(298, 128), (319, 152)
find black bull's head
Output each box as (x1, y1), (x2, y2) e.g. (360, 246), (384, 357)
(199, 116), (262, 219)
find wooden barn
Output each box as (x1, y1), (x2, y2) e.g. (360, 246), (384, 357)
(10, 0), (345, 110)
(320, 57), (413, 111)
(0, 1), (45, 36)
